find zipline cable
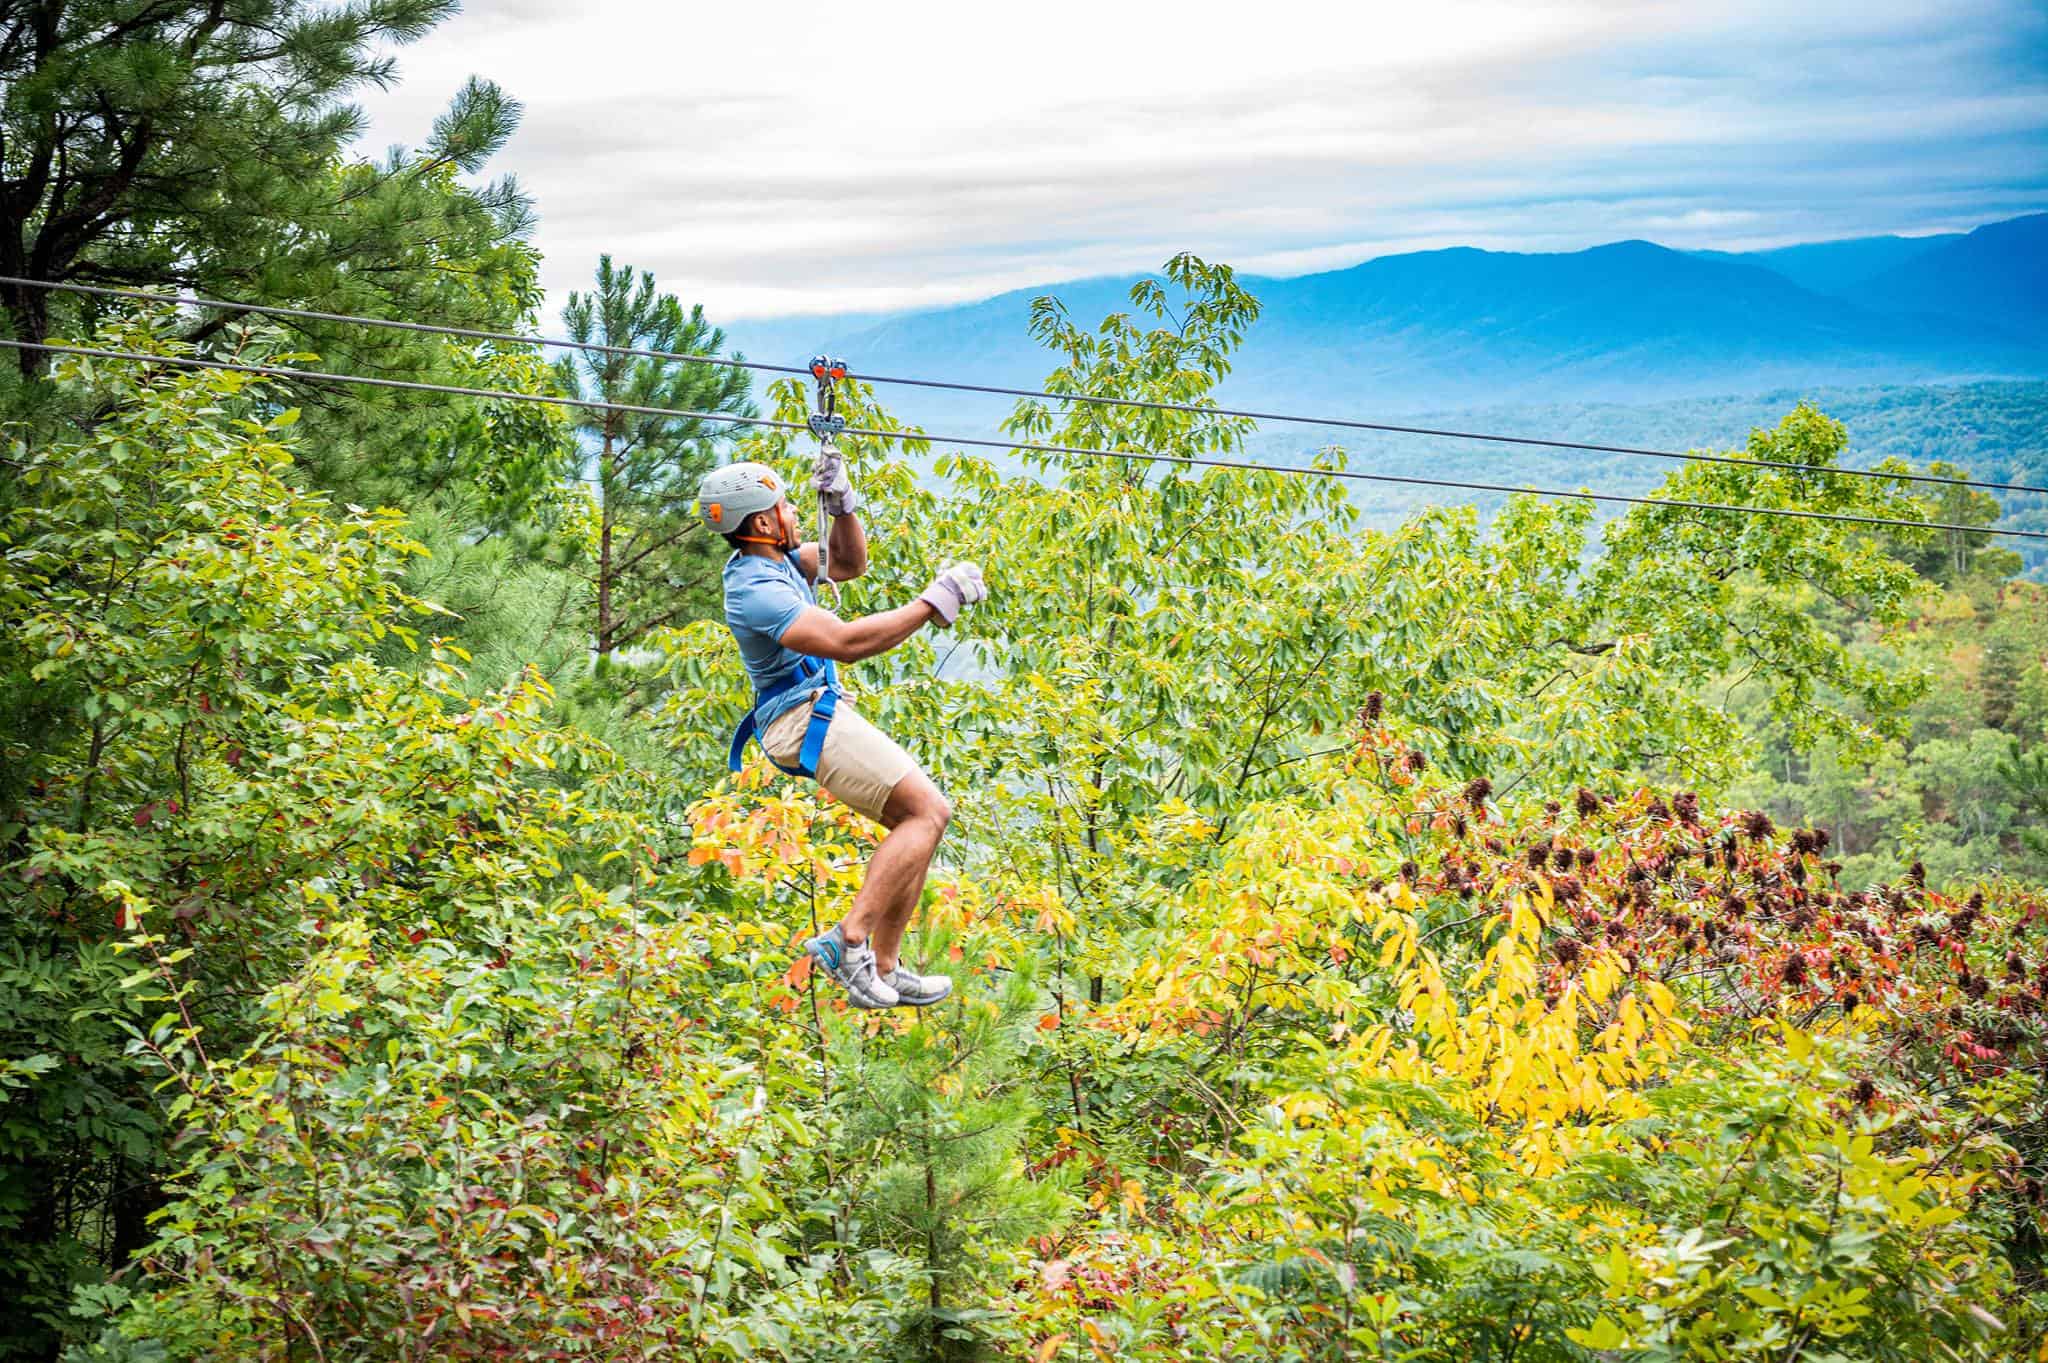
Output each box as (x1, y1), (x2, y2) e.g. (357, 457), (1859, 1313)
(7, 335), (2044, 544)
(6, 273), (2044, 500)
(0, 275), (810, 380)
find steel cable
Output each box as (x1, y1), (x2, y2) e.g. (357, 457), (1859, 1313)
(5, 273), (2044, 499)
(6, 335), (2042, 543)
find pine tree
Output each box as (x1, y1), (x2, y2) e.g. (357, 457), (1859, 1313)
(1983, 634), (2026, 733)
(0, 2), (564, 526)
(836, 968), (1070, 1358)
(0, 1), (488, 369)
(556, 256), (754, 655)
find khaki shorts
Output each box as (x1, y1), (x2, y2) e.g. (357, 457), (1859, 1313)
(759, 690), (920, 823)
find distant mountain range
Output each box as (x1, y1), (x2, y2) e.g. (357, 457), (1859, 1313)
(725, 214), (2048, 426)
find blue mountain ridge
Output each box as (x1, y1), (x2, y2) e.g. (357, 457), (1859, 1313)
(1692, 233), (1958, 298)
(1848, 214), (2048, 344)
(724, 216), (2048, 428)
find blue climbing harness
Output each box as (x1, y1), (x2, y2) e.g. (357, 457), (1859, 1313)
(728, 654), (840, 779)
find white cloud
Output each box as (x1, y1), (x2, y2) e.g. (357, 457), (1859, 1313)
(354, 0), (2048, 320)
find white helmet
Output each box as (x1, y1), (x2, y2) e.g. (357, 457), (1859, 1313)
(697, 461), (787, 536)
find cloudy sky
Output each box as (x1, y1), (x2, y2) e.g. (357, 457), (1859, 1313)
(356, 0), (2048, 321)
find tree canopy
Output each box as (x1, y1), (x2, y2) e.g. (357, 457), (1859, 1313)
(0, 21), (2043, 1359)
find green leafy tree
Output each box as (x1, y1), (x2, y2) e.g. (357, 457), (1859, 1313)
(12, 239), (2048, 1363)
(657, 257), (1971, 1154)
(1881, 461), (2023, 584)
(555, 256), (754, 655)
(0, 330), (431, 1353)
(0, 333), (919, 1361)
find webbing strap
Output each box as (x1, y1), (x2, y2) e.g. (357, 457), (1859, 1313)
(727, 655), (840, 778)
(726, 711), (759, 774)
(797, 689), (838, 776)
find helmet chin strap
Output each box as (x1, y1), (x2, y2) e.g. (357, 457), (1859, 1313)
(735, 503), (799, 551)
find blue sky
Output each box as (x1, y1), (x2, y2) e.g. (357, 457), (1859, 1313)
(357, 0), (2048, 321)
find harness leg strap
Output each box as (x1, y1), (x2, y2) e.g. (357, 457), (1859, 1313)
(797, 689), (838, 778)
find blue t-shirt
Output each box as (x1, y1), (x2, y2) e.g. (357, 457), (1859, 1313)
(723, 550), (820, 728)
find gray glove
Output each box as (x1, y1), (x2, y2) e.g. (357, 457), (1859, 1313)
(918, 561), (986, 627)
(813, 444), (860, 517)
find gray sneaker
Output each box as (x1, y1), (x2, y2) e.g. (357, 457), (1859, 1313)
(886, 965), (953, 1007)
(804, 926), (899, 1009)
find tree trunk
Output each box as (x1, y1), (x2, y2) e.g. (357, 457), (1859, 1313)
(107, 1156), (165, 1275)
(925, 1157), (941, 1313)
(2, 276), (51, 377)
(596, 434), (615, 654)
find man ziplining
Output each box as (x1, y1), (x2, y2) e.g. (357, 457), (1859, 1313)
(698, 447), (986, 1010)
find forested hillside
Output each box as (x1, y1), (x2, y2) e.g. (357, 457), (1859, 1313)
(3, 7), (2046, 1363)
(1254, 381), (2048, 569)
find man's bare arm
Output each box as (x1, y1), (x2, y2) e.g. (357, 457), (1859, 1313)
(779, 601), (935, 664)
(797, 512), (869, 583)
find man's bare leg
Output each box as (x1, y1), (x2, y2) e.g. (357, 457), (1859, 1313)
(837, 771), (950, 975)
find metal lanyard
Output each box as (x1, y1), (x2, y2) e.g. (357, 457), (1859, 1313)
(807, 354), (848, 602)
